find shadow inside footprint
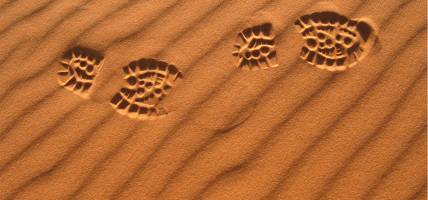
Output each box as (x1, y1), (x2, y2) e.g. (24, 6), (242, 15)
(294, 11), (376, 72)
(233, 23), (278, 70)
(57, 46), (104, 98)
(110, 58), (182, 120)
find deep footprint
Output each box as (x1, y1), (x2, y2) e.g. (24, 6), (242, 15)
(233, 23), (278, 70)
(57, 46), (104, 98)
(110, 58), (182, 120)
(295, 11), (375, 71)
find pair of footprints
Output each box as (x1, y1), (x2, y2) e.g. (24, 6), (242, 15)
(57, 48), (182, 120)
(233, 11), (376, 72)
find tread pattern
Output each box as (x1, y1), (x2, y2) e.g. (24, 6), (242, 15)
(57, 47), (104, 98)
(295, 11), (375, 71)
(233, 23), (278, 70)
(110, 58), (182, 120)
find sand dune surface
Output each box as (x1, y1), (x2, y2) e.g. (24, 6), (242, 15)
(0, 0), (426, 199)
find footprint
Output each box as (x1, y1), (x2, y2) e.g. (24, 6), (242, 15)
(233, 23), (278, 70)
(294, 11), (375, 71)
(57, 47), (104, 98)
(110, 58), (182, 120)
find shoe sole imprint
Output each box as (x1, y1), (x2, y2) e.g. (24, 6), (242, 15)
(110, 58), (182, 120)
(294, 11), (376, 72)
(233, 23), (278, 70)
(57, 46), (104, 98)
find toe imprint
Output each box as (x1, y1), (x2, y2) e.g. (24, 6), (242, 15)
(110, 58), (182, 120)
(295, 11), (375, 71)
(57, 47), (104, 98)
(233, 23), (278, 70)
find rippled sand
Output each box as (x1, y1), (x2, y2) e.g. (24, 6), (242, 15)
(0, 0), (426, 199)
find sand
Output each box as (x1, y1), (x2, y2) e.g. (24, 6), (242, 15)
(0, 0), (426, 199)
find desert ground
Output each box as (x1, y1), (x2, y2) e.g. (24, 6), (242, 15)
(0, 0), (426, 199)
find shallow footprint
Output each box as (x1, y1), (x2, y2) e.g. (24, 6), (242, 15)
(294, 11), (376, 72)
(233, 23), (278, 70)
(57, 46), (104, 98)
(110, 58), (182, 120)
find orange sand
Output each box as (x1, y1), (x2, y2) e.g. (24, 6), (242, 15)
(0, 0), (426, 199)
